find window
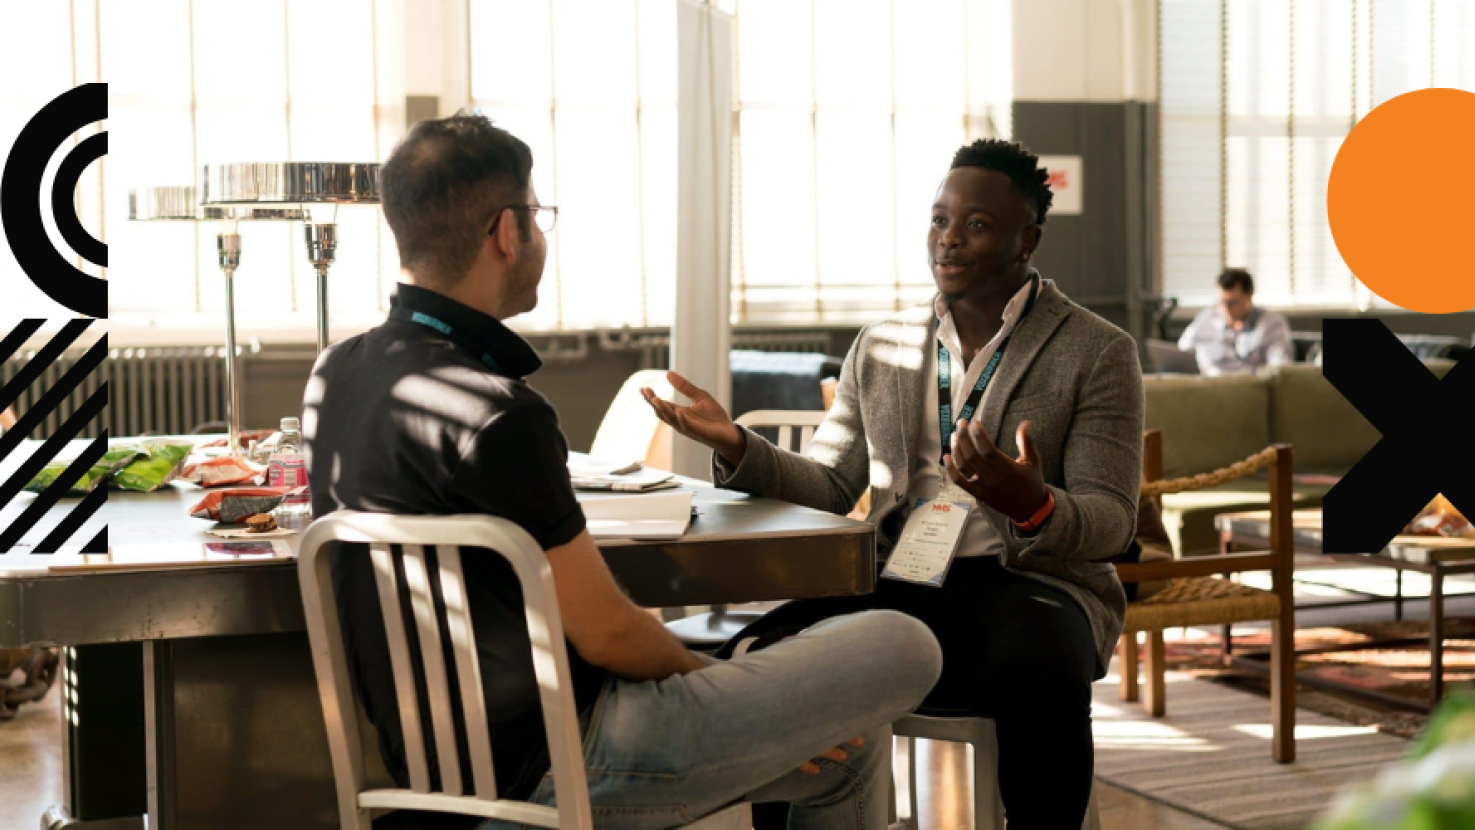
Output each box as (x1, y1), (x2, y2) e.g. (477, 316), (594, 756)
(1159, 0), (1475, 310)
(469, 0), (1012, 329)
(730, 0), (1012, 324)
(19, 0), (397, 336)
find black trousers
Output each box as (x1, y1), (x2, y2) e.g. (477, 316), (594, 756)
(721, 556), (1098, 830)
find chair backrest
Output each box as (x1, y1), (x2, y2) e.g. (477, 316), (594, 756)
(1142, 429), (1163, 507)
(735, 409), (827, 455)
(298, 512), (593, 830)
(590, 369), (673, 470)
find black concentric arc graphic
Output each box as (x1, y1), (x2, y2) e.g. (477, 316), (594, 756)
(1, 83), (108, 319)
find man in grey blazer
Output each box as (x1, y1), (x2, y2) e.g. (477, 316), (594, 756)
(646, 139), (1144, 828)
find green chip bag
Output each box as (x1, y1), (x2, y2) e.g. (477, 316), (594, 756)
(112, 441), (193, 493)
(24, 444), (145, 495)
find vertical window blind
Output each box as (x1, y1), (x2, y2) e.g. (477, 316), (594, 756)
(1159, 0), (1475, 310)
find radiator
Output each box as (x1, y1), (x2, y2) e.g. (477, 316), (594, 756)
(2, 346), (229, 440)
(633, 331), (836, 370)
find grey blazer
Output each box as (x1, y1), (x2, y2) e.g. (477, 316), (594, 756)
(713, 277), (1145, 675)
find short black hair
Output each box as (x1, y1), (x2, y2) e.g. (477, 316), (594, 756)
(1218, 268), (1254, 294)
(949, 139), (1054, 224)
(381, 111), (533, 287)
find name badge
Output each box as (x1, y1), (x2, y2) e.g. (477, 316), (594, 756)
(881, 497), (972, 588)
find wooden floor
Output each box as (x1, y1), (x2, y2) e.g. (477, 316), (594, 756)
(0, 681), (1221, 830)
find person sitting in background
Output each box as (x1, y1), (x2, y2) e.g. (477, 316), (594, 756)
(304, 112), (940, 830)
(1178, 267), (1295, 376)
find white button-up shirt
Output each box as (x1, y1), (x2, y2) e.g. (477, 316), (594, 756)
(906, 279), (1034, 559)
(1177, 306), (1295, 376)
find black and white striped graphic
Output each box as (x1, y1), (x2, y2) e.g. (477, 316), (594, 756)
(0, 319), (108, 553)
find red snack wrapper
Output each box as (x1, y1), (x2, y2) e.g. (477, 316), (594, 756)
(188, 486), (306, 524)
(181, 456), (262, 488)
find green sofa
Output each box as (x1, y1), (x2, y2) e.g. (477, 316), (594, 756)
(1144, 358), (1456, 556)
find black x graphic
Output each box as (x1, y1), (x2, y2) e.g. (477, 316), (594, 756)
(1323, 320), (1475, 554)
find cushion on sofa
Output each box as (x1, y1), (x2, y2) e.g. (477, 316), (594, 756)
(1145, 373), (1269, 479)
(1161, 476), (1335, 556)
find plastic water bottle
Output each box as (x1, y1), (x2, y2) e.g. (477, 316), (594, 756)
(268, 416), (311, 528)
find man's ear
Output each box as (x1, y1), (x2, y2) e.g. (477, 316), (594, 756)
(1024, 223), (1043, 256)
(490, 207), (519, 265)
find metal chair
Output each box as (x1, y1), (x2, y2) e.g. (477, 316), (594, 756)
(891, 714), (1101, 830)
(664, 410), (828, 649)
(298, 511), (750, 829)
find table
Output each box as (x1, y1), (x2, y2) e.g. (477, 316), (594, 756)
(0, 440), (875, 830)
(1217, 508), (1475, 710)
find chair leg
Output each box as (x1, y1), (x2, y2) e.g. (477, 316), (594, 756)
(907, 736), (920, 830)
(1271, 616), (1296, 763)
(1143, 630), (1166, 717)
(971, 731), (1006, 830)
(1119, 632), (1140, 702)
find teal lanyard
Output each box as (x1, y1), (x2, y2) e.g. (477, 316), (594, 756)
(937, 275), (1039, 463)
(388, 307), (507, 376)
(938, 339), (1009, 464)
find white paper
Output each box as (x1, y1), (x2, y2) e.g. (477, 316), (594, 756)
(568, 455), (645, 478)
(572, 467), (677, 493)
(577, 491), (694, 540)
(882, 498), (971, 587)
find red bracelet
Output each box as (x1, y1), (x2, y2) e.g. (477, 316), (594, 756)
(1011, 489), (1056, 532)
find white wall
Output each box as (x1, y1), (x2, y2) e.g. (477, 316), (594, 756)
(1012, 0), (1157, 102)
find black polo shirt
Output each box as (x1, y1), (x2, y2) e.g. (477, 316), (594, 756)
(303, 283), (606, 800)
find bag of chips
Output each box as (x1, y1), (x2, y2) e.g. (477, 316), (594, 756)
(25, 444), (146, 495)
(112, 441), (194, 492)
(180, 456), (263, 488)
(188, 486), (305, 524)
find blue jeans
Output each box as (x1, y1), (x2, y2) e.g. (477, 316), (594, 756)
(484, 609), (941, 830)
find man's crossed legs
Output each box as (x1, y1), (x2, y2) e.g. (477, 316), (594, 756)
(492, 609), (941, 830)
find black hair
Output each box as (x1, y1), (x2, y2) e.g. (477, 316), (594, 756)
(949, 139), (1054, 225)
(1218, 268), (1254, 294)
(381, 111), (533, 286)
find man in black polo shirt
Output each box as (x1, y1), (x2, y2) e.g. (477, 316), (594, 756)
(303, 113), (940, 830)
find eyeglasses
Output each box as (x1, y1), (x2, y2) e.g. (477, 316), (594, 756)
(488, 204), (558, 236)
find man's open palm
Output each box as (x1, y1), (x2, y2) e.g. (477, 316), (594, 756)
(641, 372), (746, 463)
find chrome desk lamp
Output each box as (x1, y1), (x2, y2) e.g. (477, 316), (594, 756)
(198, 163), (382, 353)
(128, 186), (304, 456)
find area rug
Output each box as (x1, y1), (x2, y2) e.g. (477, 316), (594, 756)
(1156, 623), (1475, 738)
(1092, 665), (1410, 829)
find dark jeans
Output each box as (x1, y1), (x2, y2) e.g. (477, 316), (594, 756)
(721, 556), (1098, 830)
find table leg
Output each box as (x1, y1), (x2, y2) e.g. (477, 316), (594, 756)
(1430, 568), (1445, 708)
(1395, 570), (1404, 622)
(62, 644), (147, 821)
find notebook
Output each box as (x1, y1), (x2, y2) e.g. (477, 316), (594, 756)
(576, 491), (694, 540)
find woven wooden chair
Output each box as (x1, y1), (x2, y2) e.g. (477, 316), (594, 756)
(1115, 430), (1297, 763)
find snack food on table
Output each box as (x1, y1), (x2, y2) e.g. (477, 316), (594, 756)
(112, 441), (193, 492)
(181, 456), (262, 488)
(24, 444), (146, 495)
(245, 513), (277, 533)
(188, 486), (305, 524)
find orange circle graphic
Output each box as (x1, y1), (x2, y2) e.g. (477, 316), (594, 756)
(1328, 88), (1475, 314)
